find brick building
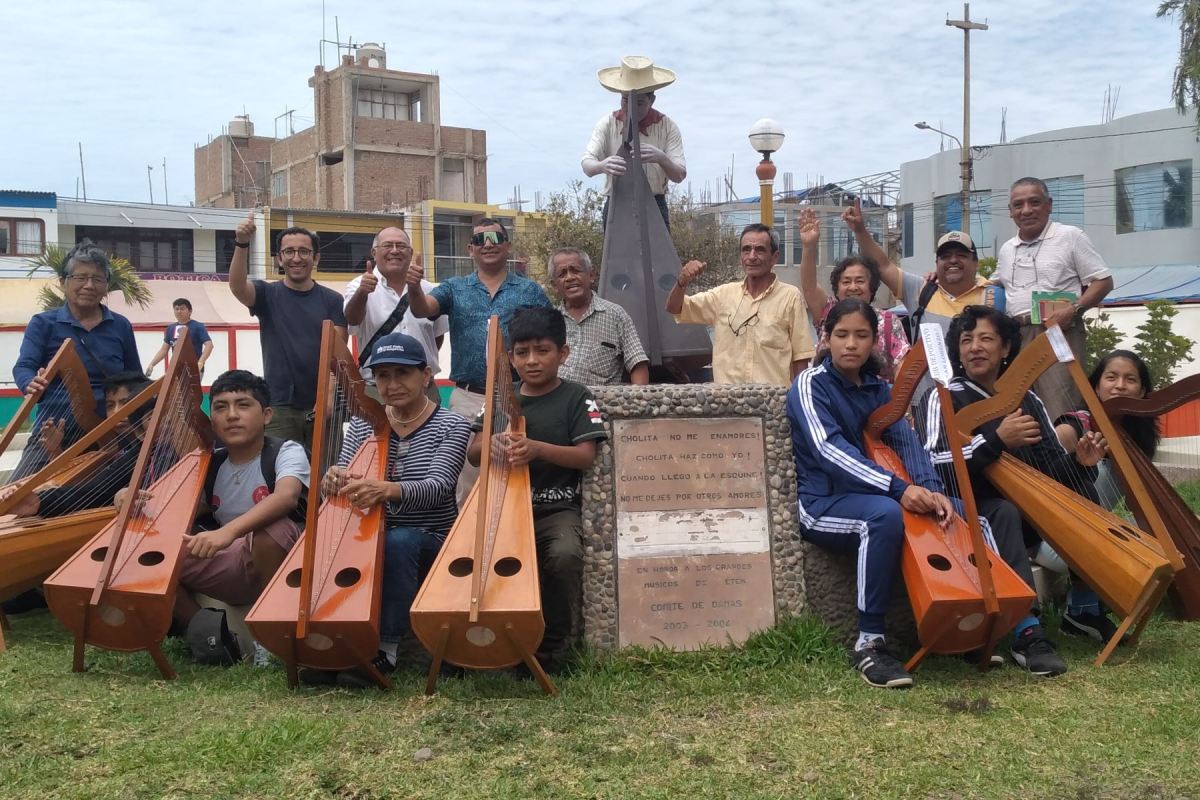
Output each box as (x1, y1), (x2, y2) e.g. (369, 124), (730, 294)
(194, 44), (487, 212)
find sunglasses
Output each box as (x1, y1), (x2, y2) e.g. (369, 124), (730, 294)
(471, 230), (509, 246)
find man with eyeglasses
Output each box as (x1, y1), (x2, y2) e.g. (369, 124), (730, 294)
(582, 56), (686, 228)
(665, 223), (813, 385)
(995, 177), (1112, 419)
(343, 226), (446, 404)
(228, 211), (347, 448)
(406, 217), (551, 501)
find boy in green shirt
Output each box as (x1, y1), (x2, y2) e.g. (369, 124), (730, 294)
(468, 306), (607, 670)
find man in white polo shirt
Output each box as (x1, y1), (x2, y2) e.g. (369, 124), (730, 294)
(343, 226), (447, 404)
(995, 177), (1113, 419)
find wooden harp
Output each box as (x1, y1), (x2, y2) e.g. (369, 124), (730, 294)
(1104, 374), (1200, 619)
(44, 329), (213, 678)
(952, 326), (1177, 666)
(247, 321), (390, 688)
(410, 316), (555, 695)
(0, 343), (159, 651)
(863, 325), (1035, 671)
(0, 378), (162, 646)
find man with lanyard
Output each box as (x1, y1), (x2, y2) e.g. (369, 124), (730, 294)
(666, 223), (813, 385)
(406, 217), (551, 501)
(582, 56), (686, 228)
(994, 177), (1112, 420)
(550, 247), (649, 386)
(343, 226), (446, 404)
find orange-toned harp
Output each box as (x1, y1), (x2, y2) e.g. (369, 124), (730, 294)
(1104, 373), (1200, 619)
(862, 324), (1035, 671)
(44, 329), (212, 678)
(247, 321), (390, 688)
(952, 326), (1179, 666)
(0, 341), (159, 650)
(410, 316), (555, 695)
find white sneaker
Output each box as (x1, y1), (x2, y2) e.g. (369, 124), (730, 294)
(253, 641), (273, 667)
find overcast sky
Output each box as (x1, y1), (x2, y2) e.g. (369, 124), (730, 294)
(1, 1), (1185, 208)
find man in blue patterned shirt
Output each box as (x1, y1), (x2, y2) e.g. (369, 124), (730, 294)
(406, 217), (551, 501)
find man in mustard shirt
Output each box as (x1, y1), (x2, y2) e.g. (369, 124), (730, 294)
(666, 224), (814, 385)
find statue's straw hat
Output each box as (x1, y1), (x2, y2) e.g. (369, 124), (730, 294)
(597, 56), (676, 94)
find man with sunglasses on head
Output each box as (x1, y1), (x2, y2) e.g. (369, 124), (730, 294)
(343, 226), (446, 404)
(228, 211), (347, 448)
(994, 177), (1112, 420)
(666, 223), (813, 385)
(582, 56), (686, 228)
(406, 217), (550, 501)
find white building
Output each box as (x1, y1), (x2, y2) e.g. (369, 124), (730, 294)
(899, 106), (1200, 372)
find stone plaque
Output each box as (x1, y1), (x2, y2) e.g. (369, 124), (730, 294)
(614, 417), (775, 649)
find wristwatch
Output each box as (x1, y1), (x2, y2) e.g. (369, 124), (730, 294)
(234, 240), (250, 249)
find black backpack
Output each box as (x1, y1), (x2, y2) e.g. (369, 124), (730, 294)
(199, 436), (309, 527)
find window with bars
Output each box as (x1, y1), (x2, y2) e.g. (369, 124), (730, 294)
(0, 218), (45, 256)
(75, 225), (194, 272)
(356, 88), (412, 121)
(1115, 160), (1192, 234)
(272, 171), (286, 198)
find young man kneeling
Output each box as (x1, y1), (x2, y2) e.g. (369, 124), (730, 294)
(467, 307), (607, 671)
(175, 370), (309, 663)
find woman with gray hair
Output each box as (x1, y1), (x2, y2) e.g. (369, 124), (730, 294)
(10, 239), (141, 478)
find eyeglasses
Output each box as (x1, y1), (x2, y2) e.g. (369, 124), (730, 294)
(729, 312), (760, 337)
(280, 247), (314, 259)
(67, 274), (107, 286)
(375, 241), (412, 252)
(470, 230), (509, 246)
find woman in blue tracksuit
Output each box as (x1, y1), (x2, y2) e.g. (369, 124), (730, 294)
(787, 298), (954, 689)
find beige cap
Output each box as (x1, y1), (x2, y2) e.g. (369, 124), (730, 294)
(936, 230), (977, 255)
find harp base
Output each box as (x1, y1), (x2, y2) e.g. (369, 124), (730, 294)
(422, 621), (557, 697)
(67, 603), (176, 680)
(1094, 571), (1172, 667)
(0, 609), (8, 652)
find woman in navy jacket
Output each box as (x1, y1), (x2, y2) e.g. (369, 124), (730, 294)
(787, 298), (953, 689)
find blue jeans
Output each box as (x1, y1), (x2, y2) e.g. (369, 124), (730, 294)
(381, 525), (445, 643)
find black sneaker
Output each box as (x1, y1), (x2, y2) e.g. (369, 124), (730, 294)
(297, 667), (339, 687)
(335, 651), (396, 690)
(851, 642), (913, 689)
(1010, 625), (1068, 677)
(1061, 610), (1127, 646)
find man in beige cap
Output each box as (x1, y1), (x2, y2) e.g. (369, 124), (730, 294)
(582, 56), (686, 227)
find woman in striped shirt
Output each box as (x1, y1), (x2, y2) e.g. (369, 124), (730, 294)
(318, 332), (470, 687)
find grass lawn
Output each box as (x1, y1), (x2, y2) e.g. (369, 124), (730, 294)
(2, 611), (1198, 800)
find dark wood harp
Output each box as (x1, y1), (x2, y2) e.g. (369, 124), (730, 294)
(862, 325), (1035, 671)
(410, 316), (555, 695)
(597, 89), (710, 379)
(247, 321), (390, 688)
(0, 342), (159, 650)
(1104, 374), (1200, 619)
(952, 326), (1178, 666)
(44, 329), (212, 678)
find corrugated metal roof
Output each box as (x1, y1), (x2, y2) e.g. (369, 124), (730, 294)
(1106, 265), (1200, 304)
(0, 190), (57, 209)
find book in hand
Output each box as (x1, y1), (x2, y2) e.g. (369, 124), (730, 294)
(1031, 290), (1077, 325)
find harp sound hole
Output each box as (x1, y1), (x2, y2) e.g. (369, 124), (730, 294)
(137, 550), (165, 567)
(334, 567), (361, 588)
(465, 625), (496, 647)
(967, 554), (992, 568)
(1108, 527), (1130, 541)
(285, 569), (303, 588)
(90, 547), (108, 562)
(304, 633), (334, 651)
(957, 613), (985, 632)
(1120, 525), (1143, 539)
(448, 557), (474, 577)
(98, 605), (126, 627)
(494, 557), (522, 577)
(610, 273), (632, 291)
(926, 554), (952, 572)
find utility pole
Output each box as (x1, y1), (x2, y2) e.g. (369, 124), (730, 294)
(147, 165), (155, 204)
(162, 157), (169, 205)
(947, 3), (987, 233)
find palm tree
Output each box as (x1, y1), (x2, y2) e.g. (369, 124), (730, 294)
(24, 244), (152, 311)
(1159, 0), (1200, 131)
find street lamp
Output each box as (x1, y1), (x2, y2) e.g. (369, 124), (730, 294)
(749, 118), (785, 226)
(914, 121), (971, 233)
